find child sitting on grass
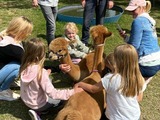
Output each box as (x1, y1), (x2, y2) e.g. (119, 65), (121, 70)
(63, 22), (90, 64)
(20, 38), (83, 120)
(75, 44), (146, 120)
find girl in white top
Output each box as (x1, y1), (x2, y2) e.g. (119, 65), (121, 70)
(75, 44), (146, 120)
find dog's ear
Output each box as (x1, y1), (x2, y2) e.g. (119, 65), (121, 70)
(49, 37), (69, 51)
(105, 31), (112, 38)
(90, 26), (99, 39)
(90, 25), (112, 39)
(100, 25), (112, 38)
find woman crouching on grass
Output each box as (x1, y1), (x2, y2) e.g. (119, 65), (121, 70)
(0, 16), (33, 101)
(75, 44), (146, 120)
(20, 38), (83, 120)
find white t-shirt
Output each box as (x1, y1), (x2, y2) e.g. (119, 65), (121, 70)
(101, 73), (141, 120)
(38, 0), (59, 7)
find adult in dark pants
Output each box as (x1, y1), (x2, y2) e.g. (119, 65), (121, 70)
(81, 0), (114, 46)
(32, 0), (58, 45)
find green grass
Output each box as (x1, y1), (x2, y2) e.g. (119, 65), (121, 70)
(0, 0), (160, 120)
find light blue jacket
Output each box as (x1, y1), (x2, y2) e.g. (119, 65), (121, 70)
(127, 13), (160, 57)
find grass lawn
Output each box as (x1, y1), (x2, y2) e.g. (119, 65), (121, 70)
(0, 0), (160, 120)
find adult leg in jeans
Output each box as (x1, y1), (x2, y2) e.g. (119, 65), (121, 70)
(139, 64), (160, 78)
(39, 5), (58, 45)
(0, 62), (20, 91)
(81, 0), (96, 46)
(1, 69), (19, 90)
(96, 0), (108, 24)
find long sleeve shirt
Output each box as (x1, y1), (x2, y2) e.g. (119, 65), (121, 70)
(20, 64), (74, 109)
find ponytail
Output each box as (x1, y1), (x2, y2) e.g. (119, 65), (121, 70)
(145, 1), (151, 13)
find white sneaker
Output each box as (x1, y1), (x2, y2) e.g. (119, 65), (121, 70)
(28, 110), (41, 120)
(12, 91), (20, 99)
(0, 89), (20, 101)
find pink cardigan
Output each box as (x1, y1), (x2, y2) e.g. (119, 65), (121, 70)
(20, 64), (74, 109)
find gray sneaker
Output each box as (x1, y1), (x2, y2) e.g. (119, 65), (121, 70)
(0, 89), (20, 101)
(28, 110), (42, 120)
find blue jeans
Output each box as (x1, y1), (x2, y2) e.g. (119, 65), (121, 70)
(39, 5), (58, 45)
(139, 64), (160, 78)
(0, 62), (20, 91)
(81, 0), (108, 45)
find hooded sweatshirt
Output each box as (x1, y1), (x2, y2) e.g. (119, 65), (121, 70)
(0, 36), (24, 68)
(20, 64), (74, 109)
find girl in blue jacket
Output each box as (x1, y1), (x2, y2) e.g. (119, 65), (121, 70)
(119, 0), (160, 82)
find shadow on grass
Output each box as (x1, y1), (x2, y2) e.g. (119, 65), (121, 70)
(0, 59), (74, 120)
(0, 99), (30, 120)
(0, 98), (65, 120)
(156, 28), (160, 38)
(37, 34), (46, 40)
(44, 59), (74, 88)
(0, 72), (74, 120)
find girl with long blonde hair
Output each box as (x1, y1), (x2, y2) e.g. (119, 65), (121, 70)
(75, 44), (146, 120)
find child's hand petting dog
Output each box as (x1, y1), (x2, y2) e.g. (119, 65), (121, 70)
(46, 69), (52, 75)
(59, 64), (71, 73)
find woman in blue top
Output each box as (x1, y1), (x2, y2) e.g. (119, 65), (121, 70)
(119, 0), (160, 82)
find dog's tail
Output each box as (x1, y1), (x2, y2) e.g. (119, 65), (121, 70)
(55, 108), (83, 120)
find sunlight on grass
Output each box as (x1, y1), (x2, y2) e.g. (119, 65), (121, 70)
(0, 0), (160, 120)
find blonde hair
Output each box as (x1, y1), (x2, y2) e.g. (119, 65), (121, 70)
(20, 38), (46, 80)
(145, 1), (151, 13)
(6, 16), (33, 42)
(64, 22), (79, 34)
(0, 29), (7, 38)
(114, 44), (144, 97)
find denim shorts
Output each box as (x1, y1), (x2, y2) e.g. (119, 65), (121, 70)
(139, 64), (160, 77)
